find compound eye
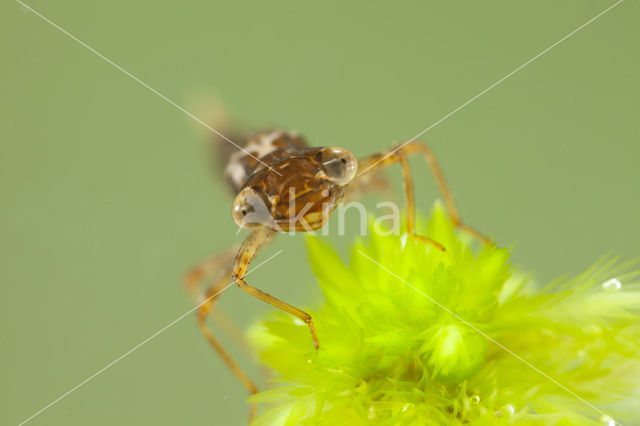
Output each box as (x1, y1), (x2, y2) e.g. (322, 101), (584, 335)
(231, 187), (271, 229)
(320, 147), (358, 186)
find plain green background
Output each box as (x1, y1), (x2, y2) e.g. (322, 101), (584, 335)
(2, 1), (638, 425)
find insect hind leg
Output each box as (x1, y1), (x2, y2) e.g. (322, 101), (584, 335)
(356, 141), (491, 245)
(183, 246), (259, 421)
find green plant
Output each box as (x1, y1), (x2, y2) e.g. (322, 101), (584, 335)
(249, 204), (640, 425)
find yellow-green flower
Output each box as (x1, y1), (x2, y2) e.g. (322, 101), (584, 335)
(249, 204), (640, 425)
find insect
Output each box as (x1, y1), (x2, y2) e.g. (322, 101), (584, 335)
(184, 123), (490, 420)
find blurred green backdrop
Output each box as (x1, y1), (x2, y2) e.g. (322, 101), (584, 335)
(1, 1), (638, 425)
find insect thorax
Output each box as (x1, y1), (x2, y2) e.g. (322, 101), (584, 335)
(224, 129), (307, 193)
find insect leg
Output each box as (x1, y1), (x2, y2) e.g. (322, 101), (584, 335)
(183, 246), (259, 421)
(401, 141), (491, 243)
(357, 141), (491, 244)
(356, 150), (446, 251)
(233, 227), (320, 349)
(184, 245), (254, 354)
(184, 245), (239, 297)
(397, 151), (447, 251)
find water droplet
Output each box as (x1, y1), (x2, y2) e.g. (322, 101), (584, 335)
(495, 403), (514, 418)
(470, 395), (480, 404)
(400, 233), (408, 249)
(600, 415), (618, 426)
(368, 406), (375, 419)
(602, 278), (621, 292)
(294, 318), (306, 326)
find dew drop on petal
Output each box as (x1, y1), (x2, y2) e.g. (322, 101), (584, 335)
(602, 278), (621, 292)
(470, 395), (480, 404)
